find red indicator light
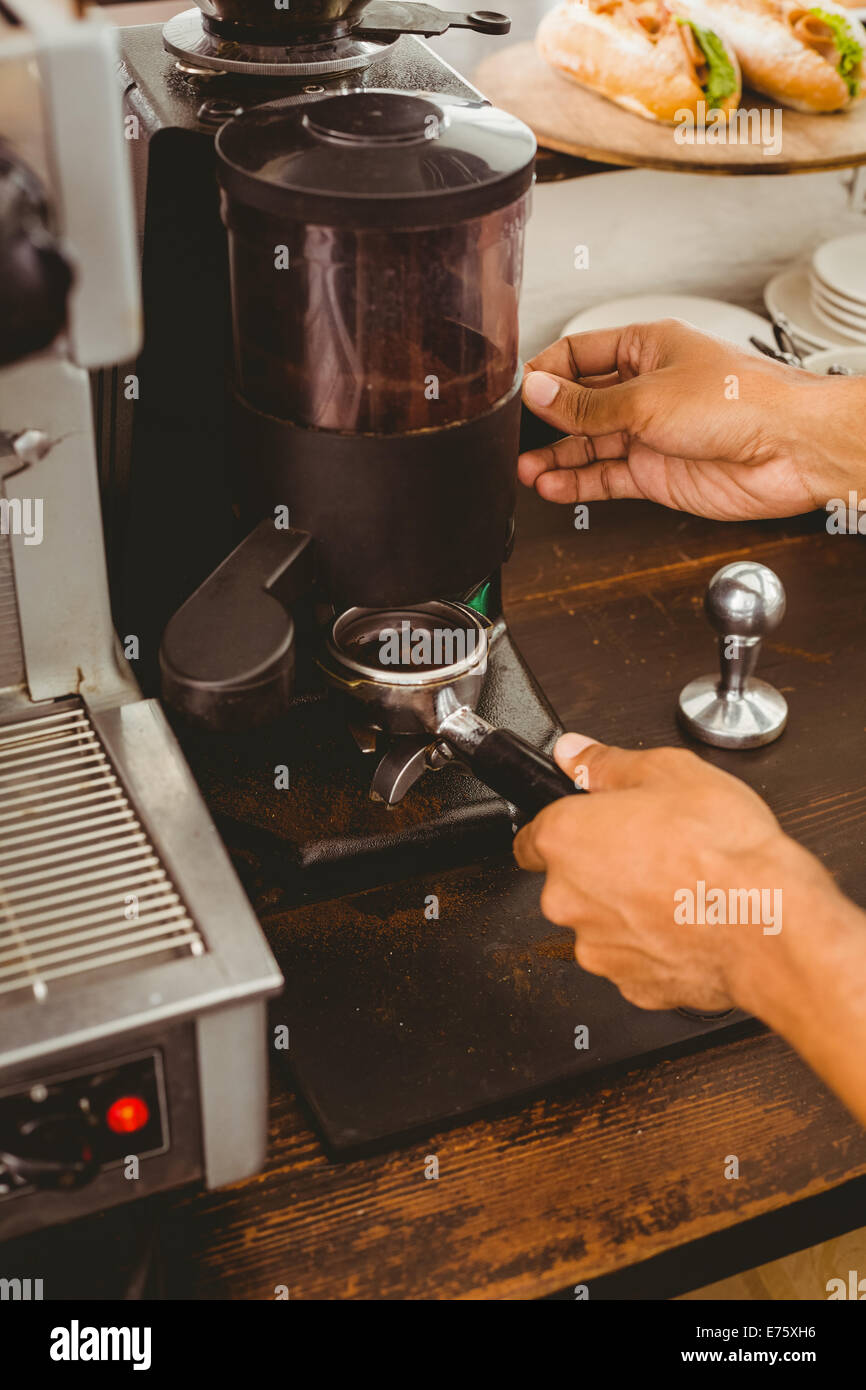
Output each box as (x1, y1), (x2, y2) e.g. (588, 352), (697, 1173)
(106, 1095), (150, 1134)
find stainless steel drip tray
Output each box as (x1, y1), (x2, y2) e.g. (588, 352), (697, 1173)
(0, 700), (205, 1000)
(0, 694), (281, 1071)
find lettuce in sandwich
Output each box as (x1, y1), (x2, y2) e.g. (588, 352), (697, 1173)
(808, 8), (862, 99)
(677, 19), (739, 108)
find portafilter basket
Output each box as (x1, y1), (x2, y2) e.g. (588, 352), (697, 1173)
(320, 601), (582, 820)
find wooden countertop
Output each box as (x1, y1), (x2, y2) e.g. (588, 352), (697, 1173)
(18, 4), (866, 1299)
(153, 1034), (866, 1300)
(6, 479), (866, 1302)
(150, 490), (866, 1300)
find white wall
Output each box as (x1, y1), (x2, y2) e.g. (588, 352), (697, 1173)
(521, 166), (866, 356)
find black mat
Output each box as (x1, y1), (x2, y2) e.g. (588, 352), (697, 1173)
(265, 856), (752, 1151)
(176, 631), (752, 1153)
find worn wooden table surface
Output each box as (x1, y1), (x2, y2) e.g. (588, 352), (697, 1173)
(146, 488), (866, 1301)
(38, 3), (866, 1301)
(6, 473), (865, 1300)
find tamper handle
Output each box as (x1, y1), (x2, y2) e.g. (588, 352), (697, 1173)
(705, 560), (786, 693)
(717, 634), (761, 698)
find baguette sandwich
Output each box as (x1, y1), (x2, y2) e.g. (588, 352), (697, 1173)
(674, 0), (865, 110)
(536, 0), (743, 123)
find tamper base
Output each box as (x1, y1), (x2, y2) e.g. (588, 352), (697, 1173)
(677, 675), (788, 749)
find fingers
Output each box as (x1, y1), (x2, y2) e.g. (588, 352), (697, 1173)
(512, 821), (548, 873)
(517, 432), (629, 488)
(524, 318), (692, 385)
(526, 327), (629, 380)
(514, 738), (661, 871)
(523, 370), (646, 442)
(514, 739), (703, 874)
(537, 459), (646, 504)
(576, 372), (622, 390)
(552, 734), (659, 794)
(552, 733), (598, 772)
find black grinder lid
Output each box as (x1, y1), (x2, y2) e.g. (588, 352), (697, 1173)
(215, 89), (536, 229)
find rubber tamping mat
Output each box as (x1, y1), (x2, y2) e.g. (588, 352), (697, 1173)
(266, 856), (753, 1152)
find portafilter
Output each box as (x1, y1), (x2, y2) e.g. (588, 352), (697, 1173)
(320, 601), (582, 820)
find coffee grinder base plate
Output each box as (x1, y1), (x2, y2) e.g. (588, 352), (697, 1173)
(163, 9), (396, 77)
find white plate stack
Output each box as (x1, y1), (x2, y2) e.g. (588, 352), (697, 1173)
(810, 234), (866, 345)
(765, 233), (866, 355)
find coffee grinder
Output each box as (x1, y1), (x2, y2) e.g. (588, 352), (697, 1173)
(107, 7), (573, 879)
(107, 3), (518, 671)
(159, 85), (584, 822)
(104, 13), (751, 1152)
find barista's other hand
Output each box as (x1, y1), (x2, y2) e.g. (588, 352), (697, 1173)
(519, 319), (864, 521)
(512, 732), (833, 1016)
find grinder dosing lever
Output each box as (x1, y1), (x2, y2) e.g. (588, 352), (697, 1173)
(160, 520), (315, 731)
(321, 602), (582, 821)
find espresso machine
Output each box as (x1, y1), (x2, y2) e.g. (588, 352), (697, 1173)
(0, 0), (282, 1242)
(102, 2), (751, 1151)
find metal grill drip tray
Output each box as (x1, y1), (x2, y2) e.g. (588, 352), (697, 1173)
(0, 528), (25, 691)
(0, 703), (205, 1000)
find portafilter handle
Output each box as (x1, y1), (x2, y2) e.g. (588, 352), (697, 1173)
(436, 706), (583, 821)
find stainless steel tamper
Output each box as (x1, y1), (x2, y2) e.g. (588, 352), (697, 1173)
(677, 562), (787, 749)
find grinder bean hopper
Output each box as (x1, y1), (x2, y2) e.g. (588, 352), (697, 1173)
(162, 86), (539, 717)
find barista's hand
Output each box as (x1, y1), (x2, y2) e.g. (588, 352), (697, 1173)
(512, 732), (837, 1017)
(519, 319), (866, 521)
(514, 733), (866, 1126)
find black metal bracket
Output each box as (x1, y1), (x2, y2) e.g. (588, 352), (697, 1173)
(357, 4), (510, 38)
(160, 520), (316, 731)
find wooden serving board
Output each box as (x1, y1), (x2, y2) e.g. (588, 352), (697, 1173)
(476, 42), (866, 174)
